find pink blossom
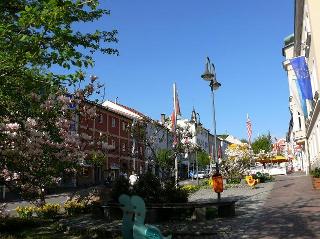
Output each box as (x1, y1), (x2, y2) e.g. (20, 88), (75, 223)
(5, 123), (20, 131)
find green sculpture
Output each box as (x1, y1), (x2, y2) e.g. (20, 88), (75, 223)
(118, 194), (171, 239)
(119, 194), (134, 239)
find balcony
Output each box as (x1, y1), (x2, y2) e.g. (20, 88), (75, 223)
(293, 130), (306, 142)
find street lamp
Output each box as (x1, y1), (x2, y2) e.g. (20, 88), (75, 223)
(201, 57), (221, 200)
(194, 112), (202, 185)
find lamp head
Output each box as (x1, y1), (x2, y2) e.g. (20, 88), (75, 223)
(201, 62), (214, 81)
(210, 80), (221, 91)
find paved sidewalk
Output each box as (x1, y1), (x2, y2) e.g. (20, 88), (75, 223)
(235, 173), (320, 239)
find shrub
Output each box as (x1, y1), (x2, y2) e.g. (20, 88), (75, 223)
(36, 203), (60, 218)
(110, 176), (131, 202)
(253, 172), (274, 183)
(16, 206), (36, 219)
(160, 179), (188, 203)
(181, 184), (200, 194)
(132, 172), (162, 203)
(226, 178), (241, 184)
(311, 167), (320, 178)
(64, 200), (85, 216)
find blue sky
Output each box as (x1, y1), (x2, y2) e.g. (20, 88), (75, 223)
(81, 0), (294, 140)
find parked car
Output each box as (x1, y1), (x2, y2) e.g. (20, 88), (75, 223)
(193, 171), (207, 179)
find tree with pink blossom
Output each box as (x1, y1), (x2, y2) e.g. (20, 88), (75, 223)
(0, 0), (118, 204)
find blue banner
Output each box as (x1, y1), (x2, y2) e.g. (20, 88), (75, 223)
(290, 56), (313, 100)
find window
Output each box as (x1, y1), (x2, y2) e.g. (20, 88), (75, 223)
(122, 122), (126, 131)
(112, 118), (116, 127)
(82, 168), (89, 177)
(98, 114), (103, 123)
(112, 139), (115, 147)
(122, 143), (126, 152)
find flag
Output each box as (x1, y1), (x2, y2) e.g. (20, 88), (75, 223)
(171, 83), (181, 131)
(172, 83), (181, 145)
(290, 56), (313, 117)
(289, 56), (313, 100)
(246, 114), (252, 145)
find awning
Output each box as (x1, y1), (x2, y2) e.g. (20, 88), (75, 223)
(256, 155), (288, 163)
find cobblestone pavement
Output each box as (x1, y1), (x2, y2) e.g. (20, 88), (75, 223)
(235, 173), (320, 239)
(59, 181), (275, 238)
(58, 173), (320, 238)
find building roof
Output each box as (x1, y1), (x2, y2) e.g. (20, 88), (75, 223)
(284, 34), (294, 46)
(102, 100), (144, 120)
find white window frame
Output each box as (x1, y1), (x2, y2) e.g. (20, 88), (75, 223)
(112, 118), (116, 128)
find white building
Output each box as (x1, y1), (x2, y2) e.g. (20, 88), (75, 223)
(282, 0), (320, 173)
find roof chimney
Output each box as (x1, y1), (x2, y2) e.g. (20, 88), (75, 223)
(161, 113), (166, 124)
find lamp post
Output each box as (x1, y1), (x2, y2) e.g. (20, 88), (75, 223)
(194, 112), (202, 186)
(201, 57), (221, 200)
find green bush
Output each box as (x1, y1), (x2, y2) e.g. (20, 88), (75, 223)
(36, 203), (60, 218)
(161, 179), (188, 203)
(16, 206), (36, 219)
(181, 184), (200, 194)
(132, 172), (162, 203)
(64, 200), (85, 216)
(254, 172), (273, 183)
(110, 176), (131, 202)
(311, 167), (320, 178)
(226, 178), (241, 184)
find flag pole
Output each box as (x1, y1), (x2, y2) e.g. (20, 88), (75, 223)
(173, 83), (179, 187)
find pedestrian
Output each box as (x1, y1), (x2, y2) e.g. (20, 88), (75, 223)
(129, 171), (138, 186)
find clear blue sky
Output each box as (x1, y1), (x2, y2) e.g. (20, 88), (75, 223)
(81, 0), (294, 140)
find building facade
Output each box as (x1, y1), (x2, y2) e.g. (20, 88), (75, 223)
(76, 101), (147, 185)
(283, 0), (320, 172)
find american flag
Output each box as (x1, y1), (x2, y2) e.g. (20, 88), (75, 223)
(246, 114), (252, 145)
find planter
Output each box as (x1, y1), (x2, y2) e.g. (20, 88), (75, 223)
(312, 177), (320, 190)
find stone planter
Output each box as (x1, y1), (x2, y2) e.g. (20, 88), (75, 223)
(312, 177), (320, 190)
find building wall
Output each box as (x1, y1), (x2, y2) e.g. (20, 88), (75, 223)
(285, 0), (320, 172)
(78, 102), (146, 184)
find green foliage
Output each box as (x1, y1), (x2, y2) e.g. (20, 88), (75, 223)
(0, 0), (118, 203)
(36, 203), (60, 218)
(156, 149), (174, 173)
(90, 151), (106, 166)
(132, 171), (162, 203)
(311, 167), (320, 178)
(181, 184), (200, 194)
(240, 138), (249, 144)
(197, 150), (210, 168)
(16, 206), (36, 219)
(251, 133), (272, 154)
(160, 179), (188, 203)
(110, 176), (131, 202)
(63, 200), (85, 216)
(226, 178), (241, 184)
(252, 172), (274, 182)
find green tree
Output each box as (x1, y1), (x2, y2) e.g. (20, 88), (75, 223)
(251, 133), (272, 154)
(156, 149), (175, 178)
(197, 150), (210, 168)
(1, 0), (118, 121)
(240, 138), (249, 144)
(0, 0), (118, 203)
